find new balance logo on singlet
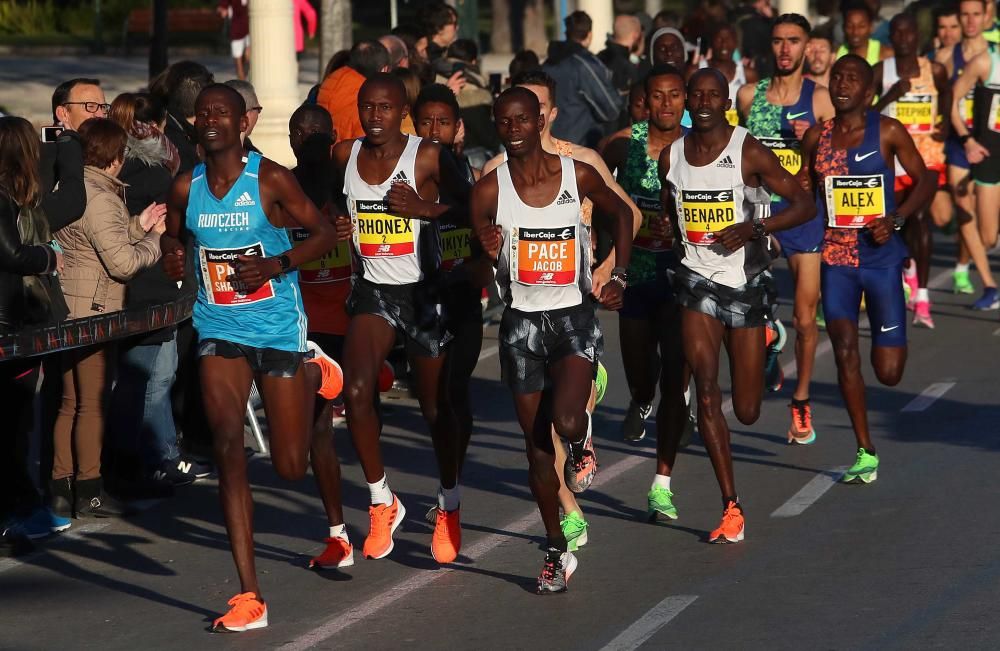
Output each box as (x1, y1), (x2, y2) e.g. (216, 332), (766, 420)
(556, 190), (576, 205)
(717, 155), (736, 169)
(234, 192), (256, 207)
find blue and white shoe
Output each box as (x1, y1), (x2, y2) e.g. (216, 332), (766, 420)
(2, 507), (71, 540)
(971, 287), (999, 311)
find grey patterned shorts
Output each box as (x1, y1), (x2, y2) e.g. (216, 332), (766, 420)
(347, 277), (453, 358)
(499, 303), (603, 394)
(673, 265), (775, 329)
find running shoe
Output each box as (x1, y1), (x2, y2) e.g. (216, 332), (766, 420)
(913, 301), (935, 329)
(903, 274), (917, 309)
(953, 269), (974, 295)
(621, 400), (652, 442)
(594, 362), (608, 406)
(431, 508), (461, 563)
(647, 486), (678, 522)
(536, 547), (577, 594)
(424, 504), (439, 525)
(153, 456), (212, 486)
(309, 536), (354, 569)
(815, 303), (826, 330)
(709, 501), (745, 544)
(362, 494), (406, 559)
(1, 507), (71, 540)
(787, 401), (817, 445)
(565, 418), (597, 493)
(971, 287), (999, 311)
(212, 593), (268, 632)
(560, 512), (588, 552)
(306, 340), (344, 400)
(764, 318), (787, 392)
(842, 448), (879, 484)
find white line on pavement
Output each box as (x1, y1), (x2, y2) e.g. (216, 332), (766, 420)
(599, 595), (699, 651)
(993, 326), (1000, 337)
(770, 466), (848, 518)
(901, 382), (956, 412)
(477, 345), (499, 361)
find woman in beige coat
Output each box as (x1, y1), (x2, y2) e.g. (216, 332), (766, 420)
(51, 117), (166, 519)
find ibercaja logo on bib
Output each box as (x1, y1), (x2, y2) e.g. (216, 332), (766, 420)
(514, 226), (577, 285)
(200, 243), (275, 305)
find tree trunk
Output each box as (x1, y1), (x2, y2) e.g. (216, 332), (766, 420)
(522, 0), (547, 56)
(490, 0), (511, 54)
(319, 0), (352, 79)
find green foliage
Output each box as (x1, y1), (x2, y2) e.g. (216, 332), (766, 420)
(0, 0), (59, 36)
(0, 0), (209, 38)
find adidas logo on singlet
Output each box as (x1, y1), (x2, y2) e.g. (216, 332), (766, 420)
(556, 190), (576, 205)
(390, 170), (409, 184)
(717, 155), (736, 169)
(234, 191), (256, 207)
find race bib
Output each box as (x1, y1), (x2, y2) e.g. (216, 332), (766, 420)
(824, 175), (885, 228)
(894, 93), (935, 134)
(725, 108), (739, 127)
(961, 90), (975, 129)
(199, 243), (275, 306)
(759, 137), (802, 175)
(678, 189), (736, 246)
(353, 199), (415, 257)
(632, 194), (671, 252)
(511, 225), (577, 286)
(439, 223), (472, 271)
(290, 228), (351, 283)
(990, 93), (1000, 132)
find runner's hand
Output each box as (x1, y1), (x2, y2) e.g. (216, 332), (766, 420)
(139, 203), (167, 232)
(334, 214), (353, 241)
(387, 182), (434, 218)
(886, 78), (910, 101)
(865, 215), (894, 245)
(597, 280), (624, 310)
(790, 119), (811, 140)
(717, 221), (754, 252)
(162, 239), (185, 281)
(477, 224), (502, 259)
(233, 254), (280, 291)
(591, 257), (612, 298)
(648, 215), (672, 241)
(965, 137), (989, 164)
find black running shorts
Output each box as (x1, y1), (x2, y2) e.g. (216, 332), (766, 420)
(973, 154), (1000, 186)
(198, 338), (304, 377)
(499, 302), (603, 394)
(347, 276), (452, 358)
(673, 265), (775, 329)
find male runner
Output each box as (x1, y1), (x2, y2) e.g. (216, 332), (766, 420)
(737, 13), (835, 444)
(951, 33), (1000, 312)
(702, 24), (750, 125)
(162, 84), (343, 631)
(471, 87), (633, 592)
(874, 13), (951, 328)
(799, 55), (933, 483)
(331, 73), (471, 564)
(806, 31), (834, 88)
(839, 1), (893, 65)
(601, 65), (690, 521)
(936, 0), (998, 304)
(658, 68), (815, 543)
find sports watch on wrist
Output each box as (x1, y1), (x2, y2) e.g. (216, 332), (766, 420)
(890, 212), (906, 231)
(276, 254), (291, 274)
(610, 266), (628, 289)
(751, 215), (767, 240)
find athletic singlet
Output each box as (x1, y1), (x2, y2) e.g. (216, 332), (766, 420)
(972, 46), (1000, 149)
(837, 39), (882, 66)
(344, 134), (440, 285)
(881, 57), (945, 171)
(288, 201), (352, 335)
(618, 121), (674, 285)
(814, 111), (904, 268)
(186, 151), (307, 352)
(665, 127), (772, 288)
(439, 154), (476, 272)
(502, 140), (593, 226)
(495, 156), (592, 311)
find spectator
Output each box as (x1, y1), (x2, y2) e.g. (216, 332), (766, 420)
(153, 61), (214, 174)
(434, 39), (500, 152)
(224, 79), (263, 153)
(649, 27), (692, 69)
(392, 24), (429, 63)
(543, 11), (623, 147)
(293, 0), (317, 56)
(316, 40), (391, 144)
(392, 66), (422, 135)
(0, 116), (67, 548)
(107, 94), (209, 490)
(51, 118), (165, 519)
(733, 0), (777, 79)
(508, 49), (541, 84)
(652, 9), (682, 32)
(218, 0), (251, 80)
(598, 15), (647, 129)
(380, 34), (410, 69)
(421, 1), (459, 63)
(44, 78), (98, 233)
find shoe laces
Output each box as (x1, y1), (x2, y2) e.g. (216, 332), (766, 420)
(722, 501), (742, 524)
(433, 509), (452, 536)
(540, 553), (561, 581)
(226, 592), (261, 609)
(369, 502), (391, 531)
(792, 403), (810, 430)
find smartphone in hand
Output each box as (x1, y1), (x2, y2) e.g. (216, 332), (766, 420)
(40, 126), (64, 143)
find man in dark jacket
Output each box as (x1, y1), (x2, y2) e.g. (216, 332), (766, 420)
(156, 62), (214, 174)
(543, 11), (623, 147)
(598, 14), (648, 130)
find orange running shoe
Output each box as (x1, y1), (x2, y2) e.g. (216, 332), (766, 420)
(212, 592), (268, 632)
(431, 508), (461, 563)
(709, 501), (745, 544)
(309, 536), (355, 569)
(306, 341), (343, 400)
(787, 401), (817, 445)
(363, 494), (406, 559)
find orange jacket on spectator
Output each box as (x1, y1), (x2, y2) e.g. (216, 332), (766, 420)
(317, 66), (366, 144)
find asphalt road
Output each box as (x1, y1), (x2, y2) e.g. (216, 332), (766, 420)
(2, 241), (999, 651)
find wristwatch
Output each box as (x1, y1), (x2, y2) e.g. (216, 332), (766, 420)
(890, 212), (907, 231)
(610, 266), (628, 289)
(958, 133), (972, 145)
(751, 215), (767, 240)
(276, 254), (292, 274)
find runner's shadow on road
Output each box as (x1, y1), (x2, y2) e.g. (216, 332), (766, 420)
(445, 562), (538, 594)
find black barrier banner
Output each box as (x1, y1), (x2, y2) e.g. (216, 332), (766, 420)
(0, 292), (196, 361)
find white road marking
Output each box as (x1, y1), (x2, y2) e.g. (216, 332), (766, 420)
(901, 382), (956, 412)
(477, 345), (499, 361)
(0, 522), (110, 574)
(993, 326), (1000, 337)
(599, 595), (699, 651)
(771, 466), (849, 518)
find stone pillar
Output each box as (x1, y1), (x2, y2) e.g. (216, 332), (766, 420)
(778, 0), (809, 19)
(249, 0), (298, 167)
(576, 0), (613, 54)
(644, 0), (662, 18)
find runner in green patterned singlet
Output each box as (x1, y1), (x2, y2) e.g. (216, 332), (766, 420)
(602, 64), (691, 522)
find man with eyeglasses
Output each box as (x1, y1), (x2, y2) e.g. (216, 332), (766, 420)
(225, 79), (263, 154)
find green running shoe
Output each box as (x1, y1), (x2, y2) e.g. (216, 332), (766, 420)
(560, 511), (588, 551)
(953, 269), (974, 295)
(842, 448), (879, 484)
(647, 486), (678, 521)
(594, 362), (608, 406)
(815, 303), (826, 330)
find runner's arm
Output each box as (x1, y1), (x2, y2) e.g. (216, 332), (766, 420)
(330, 140), (354, 216)
(162, 171), (192, 281)
(576, 146), (641, 237)
(735, 83), (755, 123)
(796, 124), (822, 194)
(932, 61), (952, 141)
(387, 142), (470, 222)
(469, 171), (501, 265)
(812, 85), (835, 122)
(950, 52), (989, 161)
(577, 160), (632, 272)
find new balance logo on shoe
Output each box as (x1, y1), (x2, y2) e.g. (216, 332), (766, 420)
(717, 155), (736, 169)
(556, 190), (576, 205)
(234, 192), (256, 207)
